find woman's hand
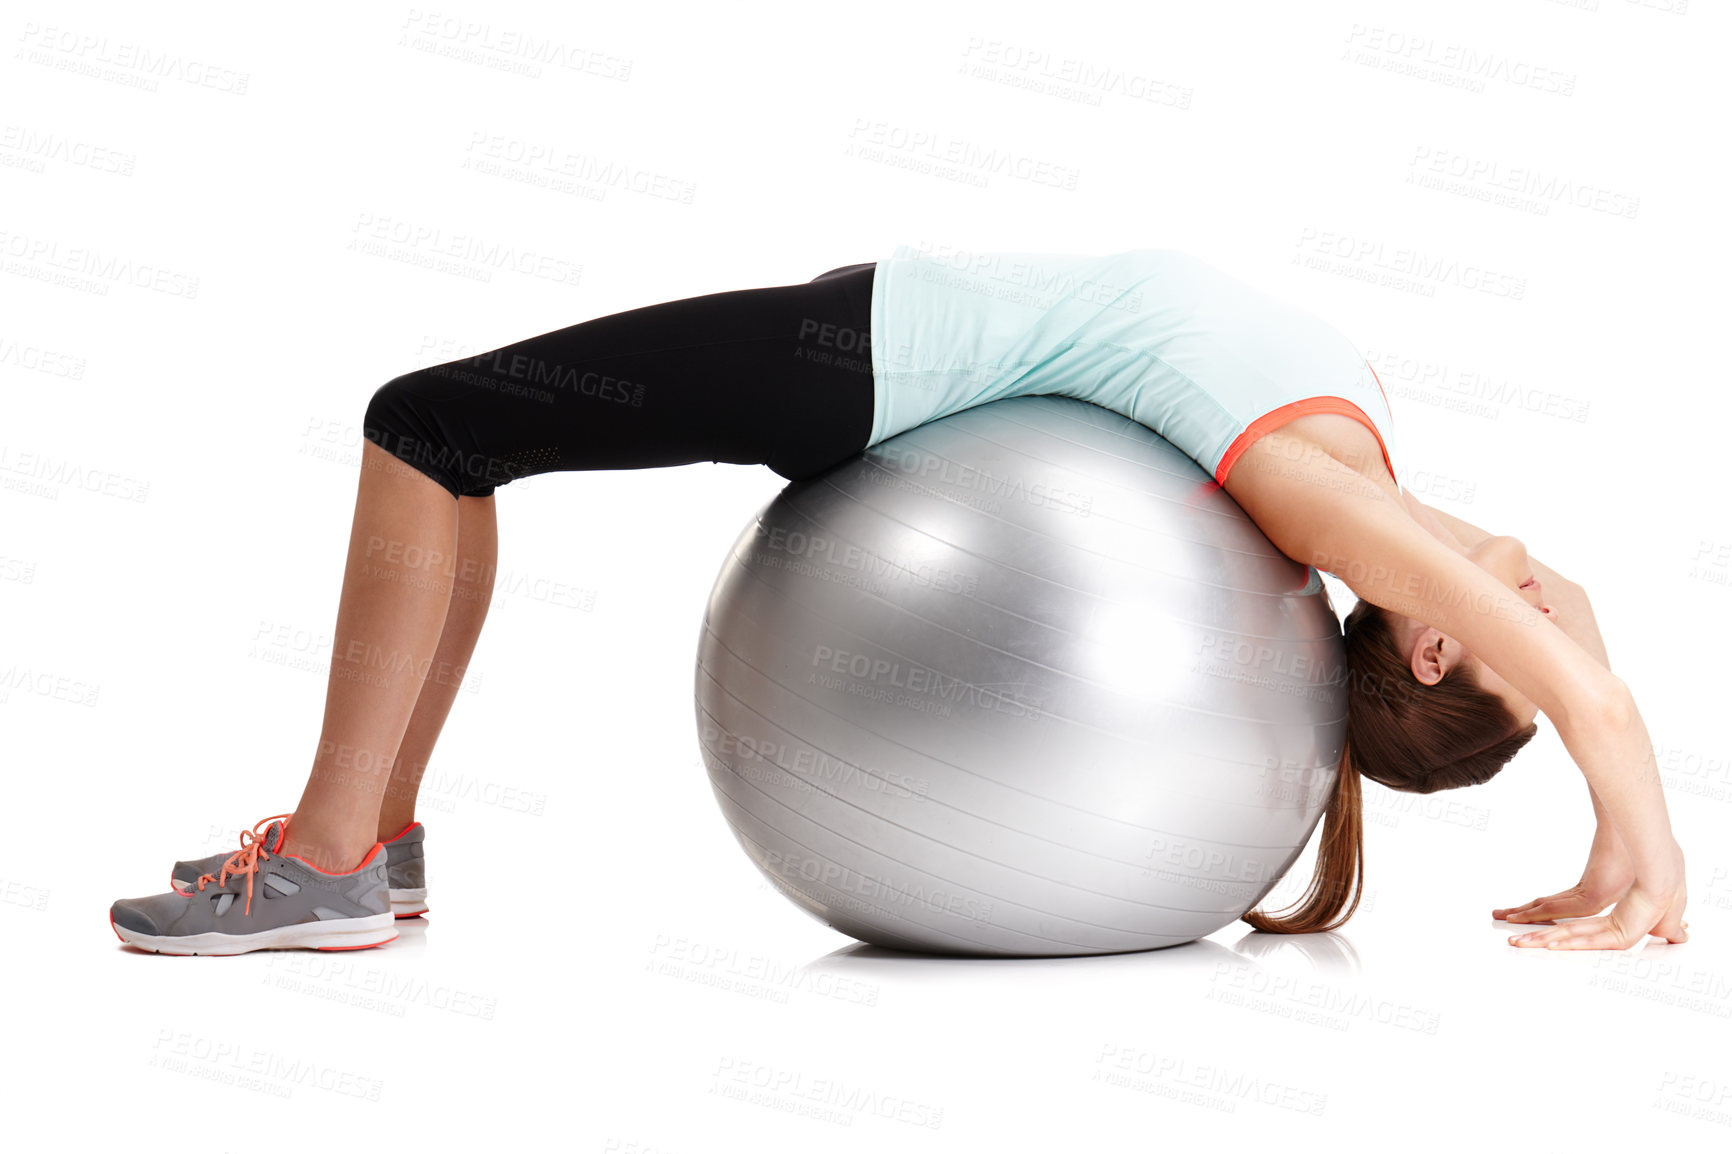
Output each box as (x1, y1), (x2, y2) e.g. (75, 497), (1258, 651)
(1504, 845), (1689, 950)
(1492, 879), (1629, 926)
(1493, 830), (1636, 924)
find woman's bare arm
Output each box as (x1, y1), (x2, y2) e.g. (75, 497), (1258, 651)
(1409, 497), (1624, 839)
(1239, 458), (1621, 722)
(1233, 452), (1683, 944)
(1313, 484), (1652, 855)
(1408, 495), (1579, 594)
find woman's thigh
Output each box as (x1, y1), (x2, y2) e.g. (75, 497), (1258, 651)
(364, 264), (877, 498)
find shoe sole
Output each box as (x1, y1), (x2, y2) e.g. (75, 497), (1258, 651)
(110, 910), (398, 956)
(391, 887), (429, 919)
(173, 873), (428, 918)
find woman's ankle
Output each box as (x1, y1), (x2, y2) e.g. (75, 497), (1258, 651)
(283, 814), (381, 874)
(376, 814), (417, 843)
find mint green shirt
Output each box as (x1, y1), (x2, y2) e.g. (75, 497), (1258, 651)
(867, 244), (1399, 491)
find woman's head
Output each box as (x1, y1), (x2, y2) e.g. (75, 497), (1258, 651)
(1242, 533), (1545, 934)
(1376, 533), (1556, 746)
(1339, 562), (1545, 795)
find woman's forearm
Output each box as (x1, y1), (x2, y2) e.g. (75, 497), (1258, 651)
(1555, 695), (1677, 880)
(1413, 497), (1577, 591)
(1546, 579), (1673, 880)
(1401, 498), (1667, 866)
(1544, 581), (1630, 848)
(1396, 499), (1677, 907)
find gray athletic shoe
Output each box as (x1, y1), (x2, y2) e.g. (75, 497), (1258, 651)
(379, 821), (428, 918)
(113, 816), (396, 956)
(173, 820), (430, 918)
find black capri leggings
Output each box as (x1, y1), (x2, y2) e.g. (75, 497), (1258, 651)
(362, 262), (878, 499)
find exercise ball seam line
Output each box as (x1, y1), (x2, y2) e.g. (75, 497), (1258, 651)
(696, 685), (1310, 908)
(881, 395), (1344, 602)
(695, 661), (1314, 861)
(723, 807), (1199, 957)
(853, 414), (1280, 561)
(767, 485), (1344, 668)
(696, 627), (1341, 822)
(711, 776), (1229, 952)
(839, 459), (1302, 596)
(703, 735), (1283, 932)
(715, 535), (1347, 732)
(834, 443), (1324, 605)
(980, 398), (1360, 601)
(723, 814), (1198, 956)
(707, 545), (1347, 764)
(762, 485), (1342, 648)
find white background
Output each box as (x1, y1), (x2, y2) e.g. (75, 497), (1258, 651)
(4, 0), (1729, 1148)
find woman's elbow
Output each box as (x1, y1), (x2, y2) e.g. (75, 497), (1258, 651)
(1593, 675), (1634, 730)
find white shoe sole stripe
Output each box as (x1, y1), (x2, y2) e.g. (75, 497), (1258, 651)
(390, 887), (430, 917)
(114, 912), (397, 956)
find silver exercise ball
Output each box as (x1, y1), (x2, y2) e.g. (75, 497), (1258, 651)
(693, 395), (1346, 957)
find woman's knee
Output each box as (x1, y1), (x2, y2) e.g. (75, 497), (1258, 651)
(363, 371), (489, 499)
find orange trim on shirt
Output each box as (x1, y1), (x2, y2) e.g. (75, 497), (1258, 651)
(1365, 361), (1390, 411)
(1215, 395), (1398, 488)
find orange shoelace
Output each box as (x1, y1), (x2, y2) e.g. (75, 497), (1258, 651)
(193, 813), (293, 917)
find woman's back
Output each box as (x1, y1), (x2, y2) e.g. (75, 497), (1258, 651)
(867, 243), (1402, 495)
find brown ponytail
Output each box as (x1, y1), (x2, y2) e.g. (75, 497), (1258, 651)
(1237, 596), (1542, 934)
(1240, 737), (1365, 934)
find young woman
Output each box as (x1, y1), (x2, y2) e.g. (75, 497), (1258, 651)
(108, 246), (1688, 955)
